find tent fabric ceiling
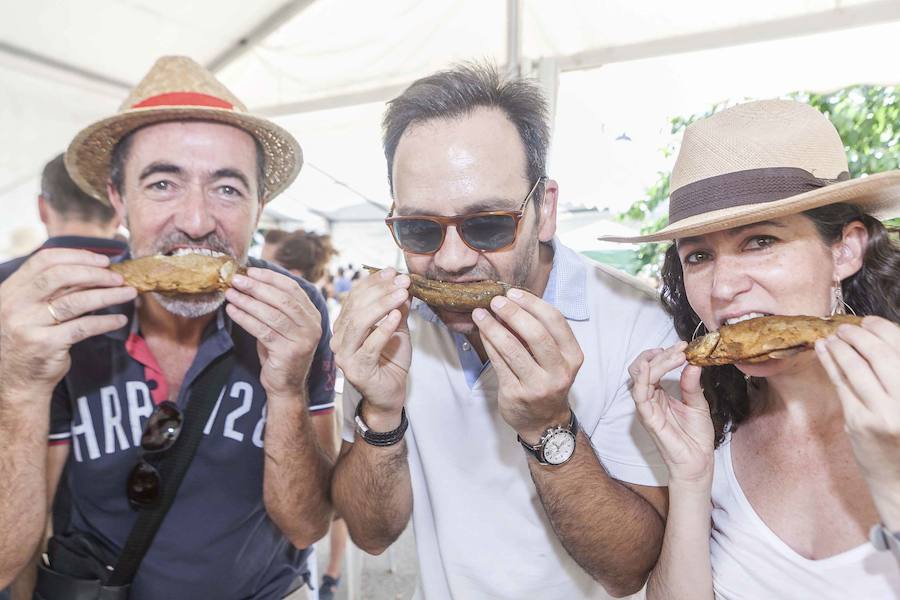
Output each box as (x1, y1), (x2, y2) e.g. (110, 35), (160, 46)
(3, 0), (900, 259)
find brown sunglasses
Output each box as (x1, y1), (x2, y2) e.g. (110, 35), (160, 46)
(385, 177), (546, 255)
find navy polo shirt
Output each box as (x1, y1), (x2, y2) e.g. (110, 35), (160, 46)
(0, 235), (127, 283)
(47, 257), (335, 600)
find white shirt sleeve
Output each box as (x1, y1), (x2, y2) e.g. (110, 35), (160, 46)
(341, 381), (362, 443)
(588, 295), (680, 487)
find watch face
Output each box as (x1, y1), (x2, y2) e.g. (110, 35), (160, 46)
(542, 431), (576, 465)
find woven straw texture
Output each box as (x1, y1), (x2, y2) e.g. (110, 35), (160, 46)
(66, 56), (302, 204)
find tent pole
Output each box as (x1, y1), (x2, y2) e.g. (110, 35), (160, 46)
(207, 0), (319, 73)
(506, 0), (522, 79)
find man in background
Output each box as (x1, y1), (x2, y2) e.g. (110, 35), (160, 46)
(0, 153), (125, 281)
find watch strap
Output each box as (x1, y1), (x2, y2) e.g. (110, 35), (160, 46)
(354, 401), (408, 447)
(517, 410), (578, 465)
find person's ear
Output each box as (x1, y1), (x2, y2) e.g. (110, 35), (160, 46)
(38, 194), (50, 225)
(106, 181), (128, 228)
(832, 220), (868, 281)
(537, 179), (558, 243)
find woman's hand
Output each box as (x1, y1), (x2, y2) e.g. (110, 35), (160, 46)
(629, 342), (715, 489)
(816, 316), (900, 529)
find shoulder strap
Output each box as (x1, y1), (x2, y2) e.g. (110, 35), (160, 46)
(106, 352), (235, 586)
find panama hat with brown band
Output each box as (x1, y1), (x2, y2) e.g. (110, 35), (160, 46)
(65, 55), (302, 205)
(599, 99), (900, 244)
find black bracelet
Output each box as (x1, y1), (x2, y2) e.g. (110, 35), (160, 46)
(354, 401), (408, 447)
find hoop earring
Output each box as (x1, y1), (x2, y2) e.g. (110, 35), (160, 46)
(830, 279), (857, 316)
(691, 320), (707, 340)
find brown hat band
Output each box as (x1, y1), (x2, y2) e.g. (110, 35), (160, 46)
(669, 167), (850, 224)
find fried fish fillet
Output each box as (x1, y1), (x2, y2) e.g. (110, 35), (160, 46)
(364, 266), (514, 312)
(110, 254), (244, 294)
(685, 315), (864, 366)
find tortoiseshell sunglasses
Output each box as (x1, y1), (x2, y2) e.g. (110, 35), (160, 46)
(385, 177), (546, 255)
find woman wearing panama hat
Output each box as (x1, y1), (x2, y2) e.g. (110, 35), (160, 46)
(603, 100), (900, 598)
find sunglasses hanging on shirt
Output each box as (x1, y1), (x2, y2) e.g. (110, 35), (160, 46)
(126, 401), (183, 509)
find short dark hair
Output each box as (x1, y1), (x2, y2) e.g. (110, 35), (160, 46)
(274, 230), (336, 282)
(42, 153), (117, 224)
(382, 62), (550, 199)
(109, 121), (267, 201)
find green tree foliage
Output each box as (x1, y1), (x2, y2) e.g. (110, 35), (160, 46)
(619, 86), (900, 277)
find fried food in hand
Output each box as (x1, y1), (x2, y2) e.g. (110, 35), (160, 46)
(685, 314), (864, 366)
(110, 254), (244, 294)
(364, 266), (514, 312)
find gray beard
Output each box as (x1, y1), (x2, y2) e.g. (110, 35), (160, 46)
(152, 291), (225, 318)
(127, 228), (241, 319)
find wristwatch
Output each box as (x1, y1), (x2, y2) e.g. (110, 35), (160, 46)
(870, 523), (900, 559)
(518, 410), (579, 466)
(354, 401), (408, 447)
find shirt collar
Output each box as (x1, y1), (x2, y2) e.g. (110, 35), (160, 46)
(543, 237), (589, 321)
(413, 237), (589, 323)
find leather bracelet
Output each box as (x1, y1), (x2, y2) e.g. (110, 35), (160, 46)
(354, 401), (408, 447)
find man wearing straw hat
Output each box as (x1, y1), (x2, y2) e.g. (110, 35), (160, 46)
(0, 57), (336, 599)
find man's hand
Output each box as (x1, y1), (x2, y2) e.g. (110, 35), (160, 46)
(331, 268), (411, 431)
(224, 268), (322, 400)
(0, 248), (135, 395)
(472, 288), (583, 443)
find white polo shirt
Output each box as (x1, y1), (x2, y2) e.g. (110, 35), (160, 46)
(343, 240), (676, 599)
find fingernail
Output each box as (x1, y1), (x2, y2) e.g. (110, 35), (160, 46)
(473, 308), (487, 321)
(224, 288), (238, 301)
(380, 268), (395, 280)
(392, 288), (407, 301)
(394, 274), (409, 286)
(491, 296), (508, 310)
(508, 288), (523, 299)
(232, 274), (249, 287)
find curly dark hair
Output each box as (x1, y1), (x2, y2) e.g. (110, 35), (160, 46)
(274, 230), (336, 283)
(660, 203), (900, 446)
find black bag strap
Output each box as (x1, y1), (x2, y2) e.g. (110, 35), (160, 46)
(106, 352), (235, 586)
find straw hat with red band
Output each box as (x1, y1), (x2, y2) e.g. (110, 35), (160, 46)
(65, 56), (302, 205)
(599, 99), (900, 244)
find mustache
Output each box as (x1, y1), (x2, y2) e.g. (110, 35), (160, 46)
(423, 266), (500, 282)
(148, 232), (237, 259)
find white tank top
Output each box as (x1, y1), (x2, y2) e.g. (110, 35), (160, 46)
(710, 435), (900, 599)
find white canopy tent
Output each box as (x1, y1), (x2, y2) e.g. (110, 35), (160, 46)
(3, 0), (900, 262)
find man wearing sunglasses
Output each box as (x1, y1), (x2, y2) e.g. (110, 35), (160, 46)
(0, 57), (335, 599)
(331, 63), (677, 598)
